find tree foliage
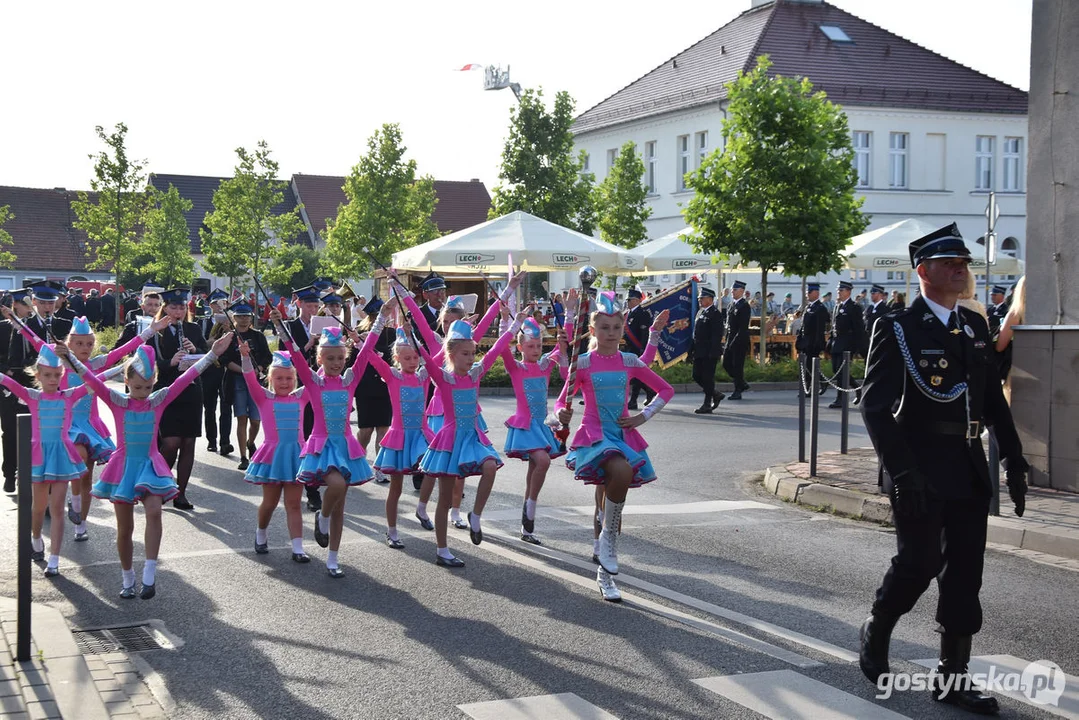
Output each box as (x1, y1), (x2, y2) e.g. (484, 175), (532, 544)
(0, 205), (15, 268)
(322, 123), (440, 278)
(490, 88), (595, 234)
(71, 123), (152, 325)
(593, 140), (652, 249)
(685, 56), (868, 363)
(139, 184), (195, 287)
(200, 141), (306, 290)
(264, 243), (321, 297)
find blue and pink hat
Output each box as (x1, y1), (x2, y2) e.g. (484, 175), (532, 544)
(69, 316), (93, 336)
(128, 346), (156, 380)
(447, 320), (474, 341)
(319, 327), (345, 347)
(37, 344), (63, 368)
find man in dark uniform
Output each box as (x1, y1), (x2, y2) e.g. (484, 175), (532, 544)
(722, 280), (750, 400)
(827, 280), (867, 409)
(796, 282), (828, 397)
(198, 290), (231, 453)
(858, 224), (1028, 715)
(414, 274), (446, 346)
(624, 288), (656, 410)
(8, 282), (73, 368)
(863, 284), (889, 353)
(98, 288), (117, 329)
(55, 293), (76, 322)
(112, 288), (164, 350)
(691, 287), (725, 413)
(121, 291), (141, 321)
(986, 285), (1011, 380)
(84, 290), (102, 327)
(0, 289), (33, 493)
(285, 285), (324, 511)
(68, 289), (86, 316)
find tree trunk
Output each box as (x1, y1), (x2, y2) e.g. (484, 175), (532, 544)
(800, 277), (807, 312)
(759, 267), (768, 368)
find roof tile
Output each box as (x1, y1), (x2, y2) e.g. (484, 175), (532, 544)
(0, 185), (100, 272)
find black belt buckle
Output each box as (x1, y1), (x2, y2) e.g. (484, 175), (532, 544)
(967, 421), (981, 440)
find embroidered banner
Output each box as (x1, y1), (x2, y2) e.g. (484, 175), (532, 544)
(640, 279), (697, 369)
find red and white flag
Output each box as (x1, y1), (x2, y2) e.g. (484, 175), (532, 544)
(456, 63), (484, 71)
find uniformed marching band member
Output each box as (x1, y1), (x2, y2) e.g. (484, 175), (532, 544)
(415, 274), (447, 343)
(721, 280), (750, 400)
(827, 280), (866, 409)
(202, 290), (235, 455)
(691, 286), (725, 413)
(858, 223), (1028, 715)
(623, 288), (656, 410)
(986, 285), (1011, 379)
(285, 284), (324, 512)
(863, 284), (889, 352)
(795, 282), (828, 397)
(0, 289), (34, 493)
(218, 299), (272, 471)
(112, 286), (164, 351)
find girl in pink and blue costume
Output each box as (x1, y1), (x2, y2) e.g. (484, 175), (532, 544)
(553, 291), (673, 602)
(0, 343), (90, 577)
(276, 317), (372, 578)
(10, 313), (169, 542)
(62, 332), (234, 599)
(240, 345), (311, 564)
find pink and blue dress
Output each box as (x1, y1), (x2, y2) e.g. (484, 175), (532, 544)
(242, 363), (308, 485)
(499, 321), (573, 461)
(0, 374), (87, 483)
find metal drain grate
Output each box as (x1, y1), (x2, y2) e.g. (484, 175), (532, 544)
(72, 624), (170, 654)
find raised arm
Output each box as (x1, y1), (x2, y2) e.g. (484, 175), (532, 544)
(99, 316), (173, 369)
(393, 279), (442, 361)
(61, 355), (115, 405)
(241, 354), (274, 411)
(639, 309), (669, 366)
(274, 315), (317, 389)
(160, 333), (232, 405)
(479, 315), (524, 377)
(0, 372), (30, 404)
(626, 357), (675, 422)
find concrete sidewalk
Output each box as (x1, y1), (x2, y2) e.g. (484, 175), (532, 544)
(0, 597), (167, 719)
(764, 447), (1079, 562)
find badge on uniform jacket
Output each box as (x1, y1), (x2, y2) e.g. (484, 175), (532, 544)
(931, 375), (943, 386)
(974, 340), (986, 349)
(964, 325), (975, 338)
(938, 358), (948, 369)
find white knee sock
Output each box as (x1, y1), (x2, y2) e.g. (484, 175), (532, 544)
(142, 559), (157, 587)
(468, 511), (481, 532)
(47, 554), (59, 570)
(450, 508), (462, 522)
(437, 546), (454, 559)
(122, 568), (136, 588)
(70, 494), (82, 514)
(318, 513), (330, 535)
(75, 522), (86, 534)
(31, 536), (43, 553)
(525, 498), (537, 520)
(291, 538), (304, 554)
(387, 526), (398, 541)
(326, 550), (339, 569)
(416, 501), (429, 519)
(255, 527), (268, 545)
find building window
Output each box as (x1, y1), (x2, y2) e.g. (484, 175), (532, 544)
(696, 131), (708, 167)
(888, 132), (908, 189)
(645, 141), (657, 194)
(1002, 137), (1022, 191)
(975, 135), (995, 190)
(1001, 236), (1020, 258)
(581, 152), (590, 172)
(606, 148), (618, 170)
(885, 271), (906, 281)
(852, 131), (871, 188)
(676, 135), (690, 190)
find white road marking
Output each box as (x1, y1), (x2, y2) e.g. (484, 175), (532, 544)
(913, 654), (1079, 718)
(693, 669), (910, 719)
(480, 500), (777, 524)
(459, 692), (619, 720)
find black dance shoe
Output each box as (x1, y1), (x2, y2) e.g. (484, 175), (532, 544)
(415, 512), (434, 531)
(255, 541), (269, 554)
(140, 583), (156, 600)
(173, 496), (194, 511)
(291, 552), (310, 564)
(386, 534), (405, 550)
(436, 555), (465, 568)
(521, 502), (534, 534)
(467, 512), (482, 545)
(313, 515), (329, 548)
(520, 534), (542, 546)
(327, 567), (344, 578)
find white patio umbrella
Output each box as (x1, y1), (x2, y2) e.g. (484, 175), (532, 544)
(392, 210), (641, 274)
(843, 218), (1024, 275)
(634, 228), (728, 275)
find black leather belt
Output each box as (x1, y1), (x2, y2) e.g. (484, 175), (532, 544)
(899, 419), (982, 439)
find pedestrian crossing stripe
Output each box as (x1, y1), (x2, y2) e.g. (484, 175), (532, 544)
(458, 692), (619, 719)
(693, 670), (910, 719)
(913, 654), (1079, 719)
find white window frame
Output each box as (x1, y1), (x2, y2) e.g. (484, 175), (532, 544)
(695, 131), (708, 168)
(888, 132), (908, 189)
(606, 148), (618, 170)
(676, 135), (690, 191)
(975, 135), (995, 191)
(645, 141), (657, 194)
(1002, 137), (1022, 191)
(852, 131), (871, 188)
(581, 152), (590, 172)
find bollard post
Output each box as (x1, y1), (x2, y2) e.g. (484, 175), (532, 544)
(809, 357), (820, 477)
(797, 358), (806, 463)
(840, 351), (851, 455)
(16, 414), (31, 661)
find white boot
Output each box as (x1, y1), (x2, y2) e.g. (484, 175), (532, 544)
(597, 568), (622, 603)
(597, 499), (624, 575)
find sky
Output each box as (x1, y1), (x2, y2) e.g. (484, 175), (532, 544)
(1, 0), (1032, 194)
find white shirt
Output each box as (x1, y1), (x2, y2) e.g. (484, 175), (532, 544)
(921, 294), (960, 327)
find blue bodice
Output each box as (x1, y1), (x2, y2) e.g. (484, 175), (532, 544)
(322, 390), (351, 435)
(452, 388), (478, 422)
(65, 375), (93, 419)
(592, 371), (628, 428)
(523, 376), (548, 421)
(273, 402), (300, 434)
(400, 386), (425, 430)
(123, 410), (155, 460)
(39, 398), (67, 443)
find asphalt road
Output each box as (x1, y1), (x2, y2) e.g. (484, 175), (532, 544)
(1, 390), (1076, 719)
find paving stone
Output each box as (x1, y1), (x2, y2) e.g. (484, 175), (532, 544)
(104, 699), (138, 715)
(1, 692), (26, 714)
(0, 678), (21, 697)
(135, 703), (166, 719)
(24, 700), (60, 720)
(98, 688), (129, 704)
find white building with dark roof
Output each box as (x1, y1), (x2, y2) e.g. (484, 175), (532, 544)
(571, 0), (1027, 295)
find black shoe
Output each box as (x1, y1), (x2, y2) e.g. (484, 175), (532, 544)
(467, 512), (482, 545)
(67, 503), (80, 524)
(238, 458), (249, 471)
(819, 385), (828, 396)
(30, 546), (44, 562)
(291, 552), (310, 563)
(3, 477), (15, 494)
(591, 553), (600, 564)
(140, 583), (156, 600)
(521, 534), (542, 545)
(119, 585), (137, 599)
(694, 404), (713, 414)
(207, 442), (218, 453)
(327, 567), (344, 578)
(932, 634), (1000, 715)
(306, 489), (322, 512)
(386, 534), (405, 549)
(415, 512), (434, 531)
(255, 541), (269, 554)
(828, 401), (843, 409)
(247, 441), (257, 456)
(43, 566), (60, 578)
(452, 517), (469, 530)
(173, 496), (194, 511)
(219, 444), (235, 456)
(729, 392), (743, 400)
(858, 613), (898, 684)
(74, 530), (89, 542)
(712, 393), (725, 409)
(521, 501), (534, 534)
(739, 382), (750, 392)
(627, 401), (639, 411)
(313, 515), (329, 548)
(436, 555), (465, 568)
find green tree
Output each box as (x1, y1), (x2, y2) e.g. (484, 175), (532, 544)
(490, 88), (595, 234)
(139, 184), (195, 287)
(200, 141), (306, 292)
(0, 205), (15, 268)
(263, 242), (321, 297)
(71, 123), (152, 326)
(322, 123), (439, 277)
(593, 140), (652, 290)
(685, 56), (868, 366)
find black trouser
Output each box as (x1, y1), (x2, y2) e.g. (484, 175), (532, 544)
(800, 352), (819, 394)
(873, 494), (989, 636)
(722, 345), (745, 390)
(692, 356), (718, 402)
(1, 394), (22, 482)
(201, 366), (231, 446)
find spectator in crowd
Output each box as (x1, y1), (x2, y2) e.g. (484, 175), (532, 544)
(890, 292), (907, 310)
(720, 287), (733, 310)
(822, 291), (835, 314)
(781, 292), (796, 315)
(551, 293), (565, 328)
